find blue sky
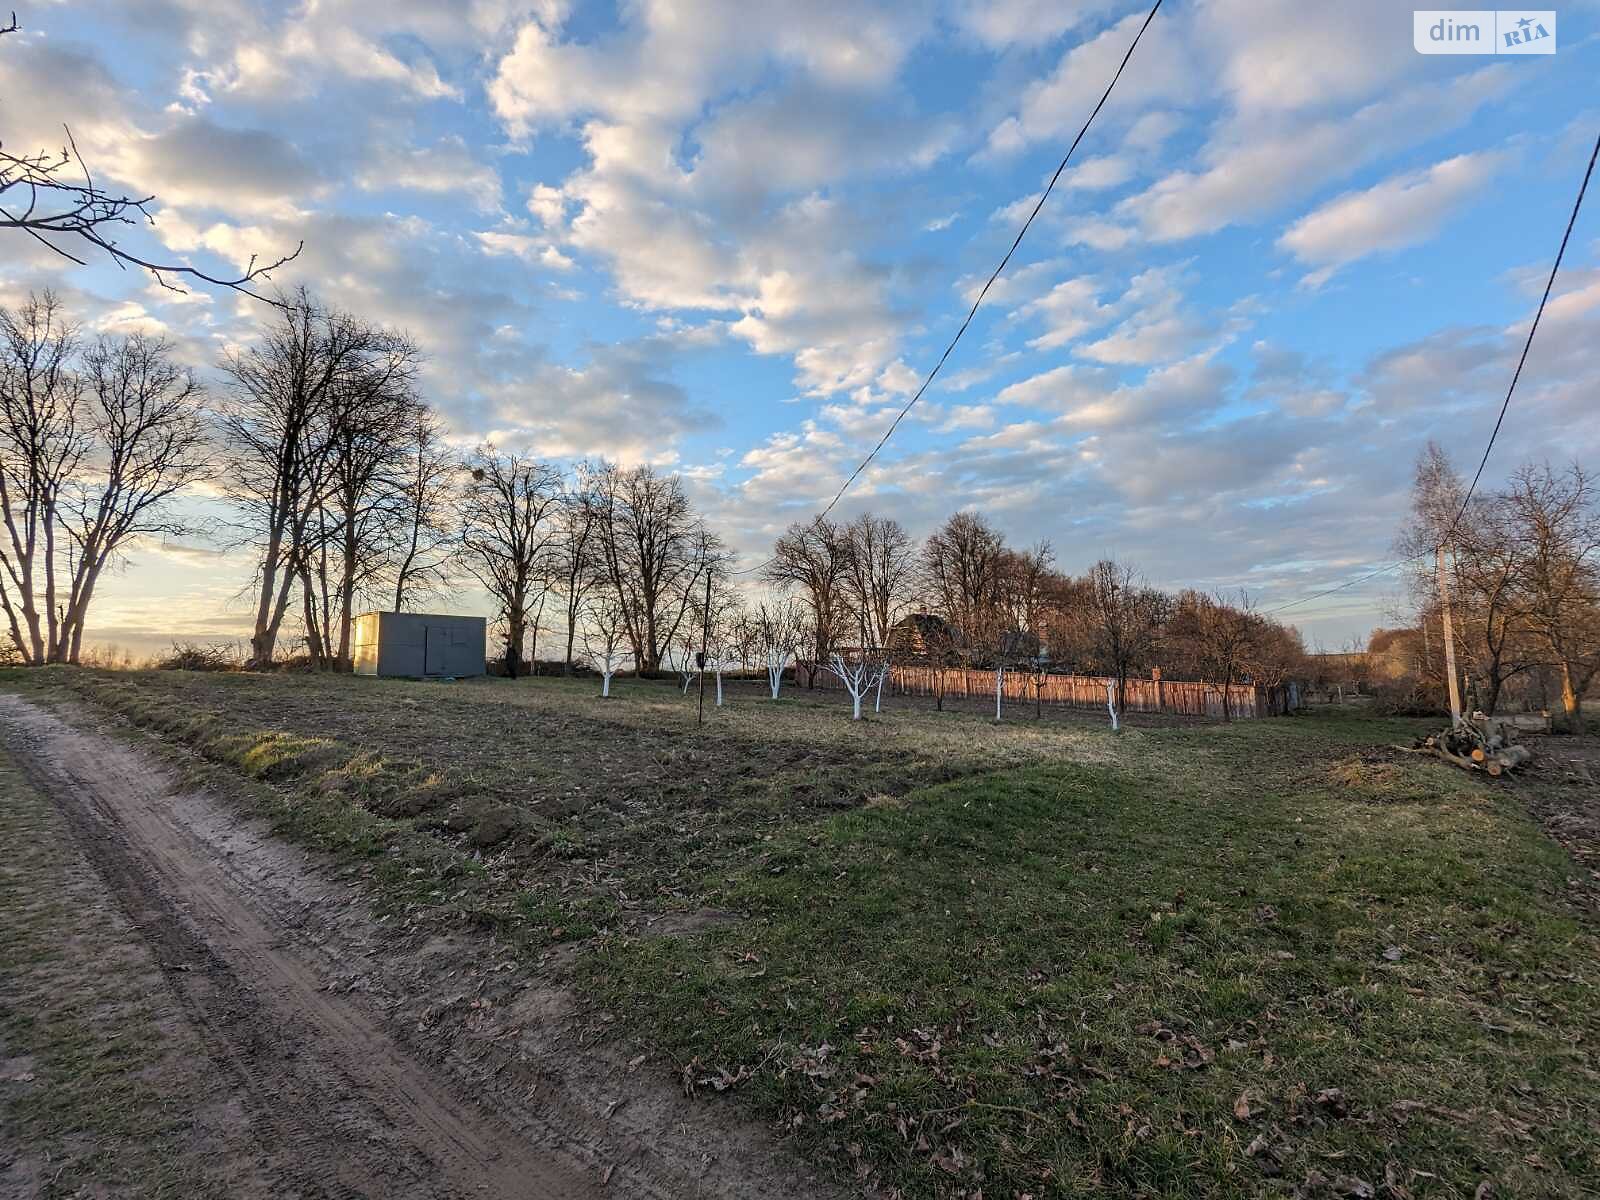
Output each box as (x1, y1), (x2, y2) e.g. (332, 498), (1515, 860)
(3, 0), (1598, 656)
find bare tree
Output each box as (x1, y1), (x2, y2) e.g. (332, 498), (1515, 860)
(0, 293), (207, 663)
(1167, 590), (1258, 721)
(921, 510), (1007, 647)
(755, 597), (806, 699)
(583, 592), (630, 698)
(826, 650), (888, 721)
(840, 512), (917, 650)
(1505, 461), (1600, 730)
(0, 291), (80, 663)
(1448, 500), (1538, 716)
(220, 290), (412, 667)
(764, 516), (850, 669)
(1083, 559), (1169, 713)
(459, 447), (564, 678)
(389, 405), (458, 613)
(305, 339), (420, 669)
(552, 465), (603, 674)
(592, 462), (717, 674)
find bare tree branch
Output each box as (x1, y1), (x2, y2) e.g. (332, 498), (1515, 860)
(0, 110), (301, 303)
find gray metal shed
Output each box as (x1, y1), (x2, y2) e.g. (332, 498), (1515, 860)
(351, 611), (487, 678)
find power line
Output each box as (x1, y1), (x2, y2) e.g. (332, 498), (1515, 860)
(1441, 128), (1600, 545)
(1261, 555), (1421, 617)
(731, 0), (1166, 575)
(1262, 126), (1598, 619)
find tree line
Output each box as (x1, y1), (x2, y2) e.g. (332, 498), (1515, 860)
(758, 509), (1305, 718)
(0, 290), (724, 675)
(1, 289), (1304, 705)
(1398, 442), (1599, 730)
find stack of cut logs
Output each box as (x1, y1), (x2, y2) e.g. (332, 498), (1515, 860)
(1420, 716), (1532, 777)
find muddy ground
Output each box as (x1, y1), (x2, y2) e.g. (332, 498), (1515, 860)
(0, 695), (842, 1199)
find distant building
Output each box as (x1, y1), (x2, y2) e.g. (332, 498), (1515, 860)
(886, 613), (958, 660)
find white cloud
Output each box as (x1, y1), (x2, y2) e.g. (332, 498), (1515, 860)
(489, 0), (932, 135)
(1278, 150), (1510, 282)
(1022, 276), (1112, 349)
(474, 233), (574, 271)
(982, 9), (1200, 157)
(956, 0), (1121, 49)
(358, 136), (502, 212)
(1119, 67), (1515, 242)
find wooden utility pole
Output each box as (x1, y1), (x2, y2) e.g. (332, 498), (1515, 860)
(1435, 543), (1463, 726)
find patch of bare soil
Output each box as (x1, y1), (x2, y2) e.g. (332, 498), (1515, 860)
(1515, 733), (1600, 911)
(0, 695), (843, 1200)
(0, 748), (264, 1199)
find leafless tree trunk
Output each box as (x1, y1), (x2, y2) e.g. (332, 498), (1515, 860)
(1084, 559), (1168, 713)
(592, 462), (717, 673)
(1506, 462), (1600, 732)
(460, 447), (564, 679)
(220, 290), (412, 668)
(764, 516), (850, 668)
(0, 292), (81, 663)
(0, 293), (206, 664)
(316, 349), (420, 668)
(554, 467), (602, 674)
(841, 512), (916, 650)
(390, 406), (458, 612)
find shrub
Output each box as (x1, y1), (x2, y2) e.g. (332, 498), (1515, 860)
(154, 641), (241, 672)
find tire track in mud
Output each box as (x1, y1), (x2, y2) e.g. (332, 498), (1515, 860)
(0, 694), (605, 1200)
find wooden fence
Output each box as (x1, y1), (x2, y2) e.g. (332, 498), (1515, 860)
(794, 661), (1295, 720)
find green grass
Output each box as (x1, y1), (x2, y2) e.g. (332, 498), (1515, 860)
(6, 667), (1597, 1198)
(0, 753), (215, 1198)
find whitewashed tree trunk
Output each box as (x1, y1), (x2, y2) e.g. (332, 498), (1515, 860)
(826, 653), (877, 721)
(765, 647), (792, 699)
(714, 659), (724, 707)
(596, 652), (623, 697)
(1105, 678), (1119, 731)
(995, 665), (1004, 722)
(873, 665), (888, 714)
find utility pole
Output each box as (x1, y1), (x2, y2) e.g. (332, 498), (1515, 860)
(697, 565), (712, 727)
(1435, 543), (1462, 726)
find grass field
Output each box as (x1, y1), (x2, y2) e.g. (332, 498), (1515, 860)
(7, 667), (1598, 1198)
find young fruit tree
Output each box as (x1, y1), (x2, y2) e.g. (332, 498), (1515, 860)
(583, 595), (629, 698)
(826, 651), (887, 721)
(756, 598), (805, 699)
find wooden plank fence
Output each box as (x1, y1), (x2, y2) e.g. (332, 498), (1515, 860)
(795, 662), (1295, 720)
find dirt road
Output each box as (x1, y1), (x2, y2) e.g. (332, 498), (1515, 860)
(0, 695), (833, 1200)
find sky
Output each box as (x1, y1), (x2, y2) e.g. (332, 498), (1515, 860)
(2, 0), (1598, 659)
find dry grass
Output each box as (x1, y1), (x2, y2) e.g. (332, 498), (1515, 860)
(6, 666), (1598, 1198)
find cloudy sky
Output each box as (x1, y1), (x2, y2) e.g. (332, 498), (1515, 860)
(3, 0), (1598, 657)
